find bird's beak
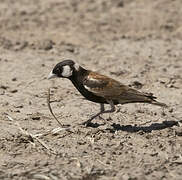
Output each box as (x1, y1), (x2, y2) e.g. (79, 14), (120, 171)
(47, 71), (57, 79)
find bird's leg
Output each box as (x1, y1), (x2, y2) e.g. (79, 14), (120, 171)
(82, 103), (105, 125)
(102, 100), (116, 124)
(104, 100), (115, 113)
(82, 100), (115, 126)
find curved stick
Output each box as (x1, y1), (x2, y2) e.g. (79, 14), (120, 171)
(47, 88), (63, 127)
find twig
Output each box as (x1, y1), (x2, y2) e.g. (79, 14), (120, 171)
(33, 127), (71, 138)
(7, 114), (33, 138)
(96, 159), (112, 168)
(6, 114), (54, 153)
(47, 88), (63, 127)
(31, 174), (50, 180)
(47, 88), (73, 134)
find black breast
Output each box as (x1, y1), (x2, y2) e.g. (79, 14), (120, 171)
(69, 69), (107, 104)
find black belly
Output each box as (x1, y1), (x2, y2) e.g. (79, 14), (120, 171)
(74, 82), (107, 103)
(70, 78), (120, 105)
(70, 78), (106, 103)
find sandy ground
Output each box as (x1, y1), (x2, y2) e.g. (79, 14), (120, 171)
(0, 0), (182, 179)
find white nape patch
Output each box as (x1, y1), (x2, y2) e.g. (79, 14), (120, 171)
(74, 63), (80, 71)
(62, 65), (72, 77)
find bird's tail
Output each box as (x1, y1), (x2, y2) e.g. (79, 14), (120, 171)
(118, 88), (168, 107)
(150, 100), (168, 107)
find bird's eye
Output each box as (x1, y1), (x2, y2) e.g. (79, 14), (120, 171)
(53, 67), (61, 75)
(56, 68), (60, 73)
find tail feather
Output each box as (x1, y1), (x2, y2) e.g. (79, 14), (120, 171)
(150, 100), (168, 107)
(118, 88), (168, 107)
(144, 92), (168, 107)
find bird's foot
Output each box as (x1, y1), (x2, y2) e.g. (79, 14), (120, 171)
(81, 119), (92, 127)
(79, 112), (105, 127)
(98, 115), (104, 120)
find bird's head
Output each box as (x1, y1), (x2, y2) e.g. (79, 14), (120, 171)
(48, 59), (80, 79)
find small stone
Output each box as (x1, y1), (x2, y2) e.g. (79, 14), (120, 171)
(15, 105), (23, 108)
(12, 78), (17, 81)
(14, 41), (28, 51)
(32, 116), (41, 120)
(0, 85), (9, 89)
(39, 39), (54, 50)
(117, 0), (124, 7)
(168, 108), (173, 113)
(175, 128), (182, 136)
(10, 89), (18, 93)
(130, 81), (143, 89)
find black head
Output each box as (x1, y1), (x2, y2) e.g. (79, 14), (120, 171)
(48, 59), (80, 79)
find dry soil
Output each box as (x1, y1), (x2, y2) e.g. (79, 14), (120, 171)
(0, 0), (182, 180)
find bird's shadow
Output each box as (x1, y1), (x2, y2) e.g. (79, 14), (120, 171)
(86, 120), (179, 133)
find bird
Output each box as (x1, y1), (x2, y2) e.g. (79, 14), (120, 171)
(48, 59), (167, 125)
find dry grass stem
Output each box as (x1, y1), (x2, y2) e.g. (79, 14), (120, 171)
(6, 114), (54, 152)
(47, 88), (63, 127)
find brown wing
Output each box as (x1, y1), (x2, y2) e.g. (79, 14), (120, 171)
(83, 71), (158, 104)
(83, 71), (129, 99)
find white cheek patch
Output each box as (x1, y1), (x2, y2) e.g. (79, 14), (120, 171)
(74, 63), (80, 71)
(62, 65), (72, 77)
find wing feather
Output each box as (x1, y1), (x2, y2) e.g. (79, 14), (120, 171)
(83, 72), (127, 99)
(83, 72), (157, 104)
